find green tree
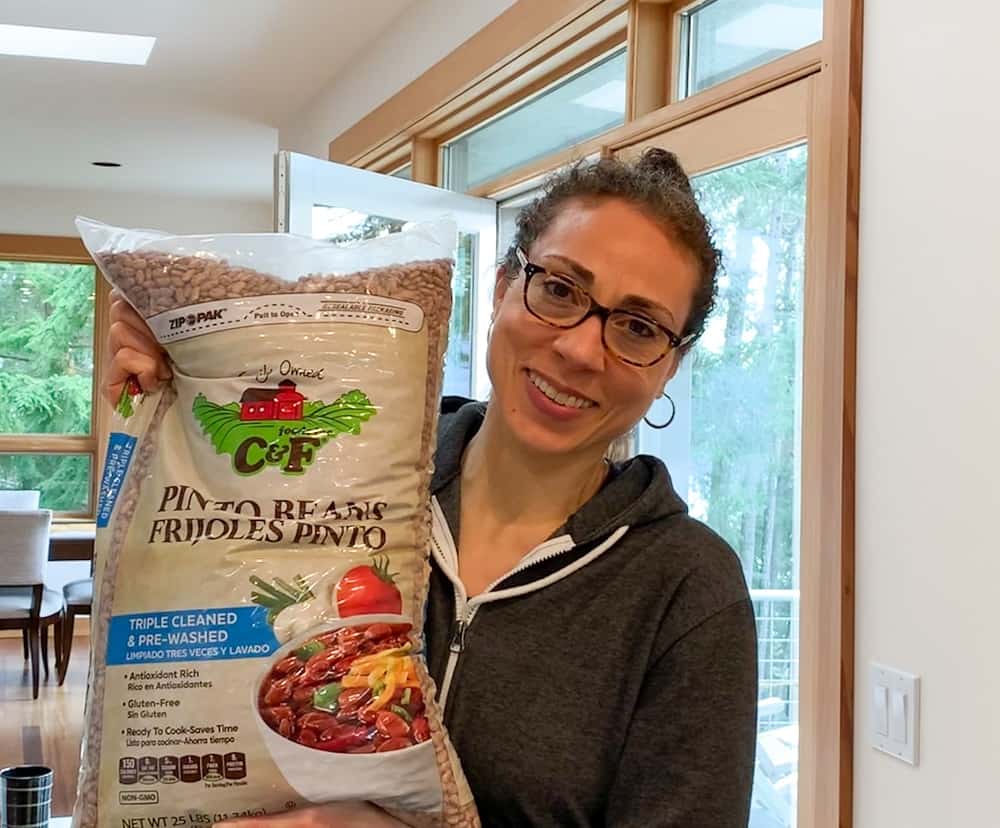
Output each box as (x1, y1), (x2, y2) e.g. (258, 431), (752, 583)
(692, 147), (806, 591)
(689, 146), (807, 729)
(0, 260), (96, 511)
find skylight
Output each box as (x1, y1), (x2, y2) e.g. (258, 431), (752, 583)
(0, 24), (155, 65)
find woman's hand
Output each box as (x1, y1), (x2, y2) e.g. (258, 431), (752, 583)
(104, 290), (171, 405)
(214, 801), (407, 828)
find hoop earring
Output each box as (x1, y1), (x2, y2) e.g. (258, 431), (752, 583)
(643, 392), (676, 430)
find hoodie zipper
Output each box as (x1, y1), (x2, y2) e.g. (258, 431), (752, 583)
(429, 496), (629, 712)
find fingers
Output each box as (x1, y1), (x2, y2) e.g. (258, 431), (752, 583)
(103, 347), (165, 406)
(104, 292), (171, 405)
(109, 290), (153, 334)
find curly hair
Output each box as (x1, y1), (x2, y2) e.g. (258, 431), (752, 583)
(501, 148), (720, 353)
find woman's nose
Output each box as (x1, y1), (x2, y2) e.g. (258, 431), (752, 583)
(551, 314), (606, 371)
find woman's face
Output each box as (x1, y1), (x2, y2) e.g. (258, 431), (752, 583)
(487, 197), (700, 459)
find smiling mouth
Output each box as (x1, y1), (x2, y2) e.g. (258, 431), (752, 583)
(527, 370), (597, 409)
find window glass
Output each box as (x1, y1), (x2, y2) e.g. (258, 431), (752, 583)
(0, 260), (95, 435)
(443, 48), (627, 192)
(638, 144), (807, 828)
(0, 452), (92, 512)
(680, 0), (822, 98)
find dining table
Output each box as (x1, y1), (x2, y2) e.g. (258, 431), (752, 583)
(48, 523), (96, 562)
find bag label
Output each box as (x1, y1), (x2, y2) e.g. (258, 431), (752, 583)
(148, 293), (424, 343)
(107, 607), (280, 666)
(97, 432), (138, 528)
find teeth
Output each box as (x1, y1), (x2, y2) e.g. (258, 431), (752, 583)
(528, 371), (594, 409)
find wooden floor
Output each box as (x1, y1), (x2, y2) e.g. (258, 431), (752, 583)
(1, 634), (89, 817)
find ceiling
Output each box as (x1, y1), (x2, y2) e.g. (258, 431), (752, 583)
(0, 0), (414, 200)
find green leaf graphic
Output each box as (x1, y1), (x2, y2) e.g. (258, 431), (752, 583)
(191, 390), (376, 474)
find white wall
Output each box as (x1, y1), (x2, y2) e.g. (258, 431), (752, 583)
(1, 187), (272, 237)
(855, 1), (1000, 825)
(279, 0), (517, 158)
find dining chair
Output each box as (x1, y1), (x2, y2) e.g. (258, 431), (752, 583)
(0, 490), (41, 509)
(0, 509), (64, 698)
(58, 573), (92, 685)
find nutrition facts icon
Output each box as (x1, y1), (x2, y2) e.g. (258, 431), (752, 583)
(117, 753), (247, 785)
(223, 752), (246, 780)
(137, 756), (159, 786)
(201, 754), (224, 782)
(118, 757), (138, 786)
(180, 755), (202, 783)
(158, 755), (179, 784)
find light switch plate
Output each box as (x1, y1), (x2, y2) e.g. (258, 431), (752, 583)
(871, 663), (920, 765)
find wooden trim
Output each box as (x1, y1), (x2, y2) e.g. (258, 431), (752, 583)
(664, 1), (681, 104)
(466, 44), (820, 199)
(411, 138), (438, 186)
(369, 147), (412, 177)
(796, 0), (863, 825)
(614, 76), (810, 174)
(0, 234), (90, 263)
(329, 0), (628, 166)
(432, 30), (626, 148)
(348, 18), (627, 172)
(0, 436), (96, 454)
(627, 1), (673, 119)
(608, 41), (822, 152)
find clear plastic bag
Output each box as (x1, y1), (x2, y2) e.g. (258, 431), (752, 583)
(73, 217), (478, 827)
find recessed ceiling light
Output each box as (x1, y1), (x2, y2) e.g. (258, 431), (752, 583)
(92, 162), (122, 168)
(0, 24), (155, 65)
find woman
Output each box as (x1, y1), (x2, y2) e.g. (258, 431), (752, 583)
(105, 149), (758, 827)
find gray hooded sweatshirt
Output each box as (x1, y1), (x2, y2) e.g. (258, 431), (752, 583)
(423, 399), (758, 827)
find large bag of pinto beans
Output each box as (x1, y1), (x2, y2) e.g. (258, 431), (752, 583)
(73, 217), (478, 828)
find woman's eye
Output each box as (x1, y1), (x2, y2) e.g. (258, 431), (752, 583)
(624, 317), (657, 339)
(542, 277), (577, 301)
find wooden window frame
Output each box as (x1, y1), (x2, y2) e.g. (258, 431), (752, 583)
(325, 0), (861, 823)
(0, 234), (110, 521)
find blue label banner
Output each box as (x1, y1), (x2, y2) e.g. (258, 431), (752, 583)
(106, 607), (280, 666)
(97, 432), (138, 528)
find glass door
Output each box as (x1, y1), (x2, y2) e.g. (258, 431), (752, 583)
(636, 145), (807, 828)
(276, 151), (497, 399)
(614, 77), (811, 828)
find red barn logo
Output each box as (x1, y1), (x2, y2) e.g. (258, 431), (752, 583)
(239, 379), (306, 421)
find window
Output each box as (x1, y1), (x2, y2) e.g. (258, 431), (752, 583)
(335, 0), (860, 819)
(678, 0), (823, 98)
(442, 48), (627, 192)
(391, 164), (413, 180)
(637, 145), (807, 828)
(0, 253), (98, 514)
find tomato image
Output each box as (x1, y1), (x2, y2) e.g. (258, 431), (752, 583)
(336, 553), (402, 617)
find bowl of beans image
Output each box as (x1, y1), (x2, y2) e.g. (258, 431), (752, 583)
(252, 619), (443, 809)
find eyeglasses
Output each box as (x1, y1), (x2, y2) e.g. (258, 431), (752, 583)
(515, 247), (693, 367)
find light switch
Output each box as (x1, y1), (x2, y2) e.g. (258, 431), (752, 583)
(874, 684), (889, 736)
(871, 663), (920, 765)
(890, 689), (907, 742)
